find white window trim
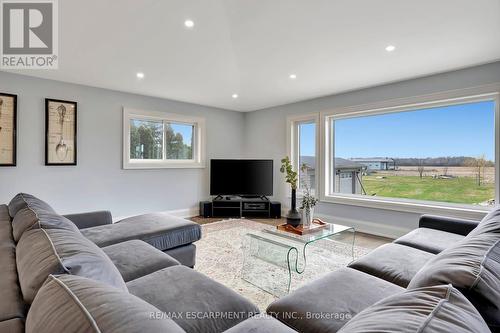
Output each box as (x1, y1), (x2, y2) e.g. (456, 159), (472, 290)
(123, 108), (206, 169)
(318, 84), (500, 220)
(286, 113), (320, 197)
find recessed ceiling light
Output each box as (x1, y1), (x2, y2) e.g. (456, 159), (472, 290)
(385, 45), (396, 52)
(232, 94), (238, 99)
(136, 72), (145, 79)
(184, 20), (194, 28)
(289, 74), (297, 79)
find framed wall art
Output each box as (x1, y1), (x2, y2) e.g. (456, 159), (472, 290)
(45, 98), (77, 165)
(0, 93), (17, 167)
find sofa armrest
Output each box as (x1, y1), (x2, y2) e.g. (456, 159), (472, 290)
(418, 214), (480, 236)
(64, 210), (113, 229)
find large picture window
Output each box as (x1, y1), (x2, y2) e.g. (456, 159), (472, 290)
(327, 97), (498, 209)
(123, 108), (205, 169)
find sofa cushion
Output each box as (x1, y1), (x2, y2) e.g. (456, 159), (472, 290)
(0, 318), (24, 333)
(12, 207), (80, 242)
(102, 240), (180, 282)
(408, 215), (500, 330)
(26, 274), (185, 333)
(0, 205), (27, 322)
(127, 265), (259, 333)
(16, 228), (127, 303)
(64, 210), (113, 229)
(0, 242), (27, 322)
(0, 205), (14, 246)
(8, 193), (55, 218)
(338, 285), (490, 333)
(223, 314), (296, 333)
(165, 243), (197, 267)
(469, 207), (500, 236)
(348, 243), (435, 287)
(394, 227), (464, 254)
(81, 212), (201, 251)
(266, 268), (404, 333)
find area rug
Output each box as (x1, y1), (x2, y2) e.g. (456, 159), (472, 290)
(194, 219), (371, 310)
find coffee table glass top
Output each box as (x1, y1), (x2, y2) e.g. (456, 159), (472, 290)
(262, 223), (354, 243)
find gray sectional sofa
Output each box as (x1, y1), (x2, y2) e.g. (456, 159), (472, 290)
(1, 192), (499, 332)
(1, 193), (284, 333)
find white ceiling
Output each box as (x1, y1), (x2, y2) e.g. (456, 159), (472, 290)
(5, 0), (500, 111)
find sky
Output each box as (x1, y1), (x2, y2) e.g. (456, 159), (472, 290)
(170, 123), (193, 146)
(299, 100), (496, 161)
(299, 122), (316, 156)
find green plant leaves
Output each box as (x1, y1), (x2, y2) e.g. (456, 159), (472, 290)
(280, 156), (297, 190)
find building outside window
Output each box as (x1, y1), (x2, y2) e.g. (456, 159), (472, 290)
(329, 98), (497, 208)
(334, 158), (365, 195)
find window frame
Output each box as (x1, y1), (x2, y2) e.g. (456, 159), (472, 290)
(287, 113), (320, 196)
(123, 108), (206, 169)
(320, 87), (500, 219)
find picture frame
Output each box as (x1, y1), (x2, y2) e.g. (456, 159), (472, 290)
(0, 93), (17, 167)
(45, 98), (77, 166)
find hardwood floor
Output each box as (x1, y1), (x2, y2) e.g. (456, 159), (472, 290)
(189, 216), (393, 250)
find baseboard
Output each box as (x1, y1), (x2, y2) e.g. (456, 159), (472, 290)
(314, 213), (411, 239)
(113, 207), (198, 222)
(166, 207), (199, 218)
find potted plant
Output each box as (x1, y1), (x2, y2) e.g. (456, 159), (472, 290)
(300, 163), (318, 228)
(280, 156), (302, 227)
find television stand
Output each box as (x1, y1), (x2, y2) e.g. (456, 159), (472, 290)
(200, 197), (281, 219)
(240, 195), (269, 201)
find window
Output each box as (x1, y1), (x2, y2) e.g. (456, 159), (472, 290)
(326, 95), (498, 210)
(123, 108), (205, 169)
(130, 119), (163, 160)
(288, 114), (319, 195)
(166, 123), (194, 160)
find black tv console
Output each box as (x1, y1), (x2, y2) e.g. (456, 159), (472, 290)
(199, 198), (281, 218)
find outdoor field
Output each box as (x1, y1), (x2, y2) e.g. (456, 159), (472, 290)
(362, 166), (495, 205)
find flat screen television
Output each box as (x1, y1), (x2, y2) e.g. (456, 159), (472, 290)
(210, 159), (273, 196)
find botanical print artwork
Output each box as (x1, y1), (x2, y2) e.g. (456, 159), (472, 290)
(0, 94), (16, 166)
(46, 99), (77, 165)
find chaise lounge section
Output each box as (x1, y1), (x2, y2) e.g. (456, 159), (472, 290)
(80, 212), (201, 267)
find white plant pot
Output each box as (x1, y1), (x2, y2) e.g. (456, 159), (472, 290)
(302, 207), (314, 228)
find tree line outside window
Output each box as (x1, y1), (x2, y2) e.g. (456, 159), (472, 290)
(130, 119), (193, 160)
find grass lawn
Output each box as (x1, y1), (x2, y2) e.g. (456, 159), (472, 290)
(362, 175), (494, 205)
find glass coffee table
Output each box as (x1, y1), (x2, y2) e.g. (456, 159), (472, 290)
(242, 223), (355, 296)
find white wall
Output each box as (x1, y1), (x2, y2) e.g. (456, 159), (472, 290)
(243, 61), (500, 237)
(0, 72), (245, 218)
